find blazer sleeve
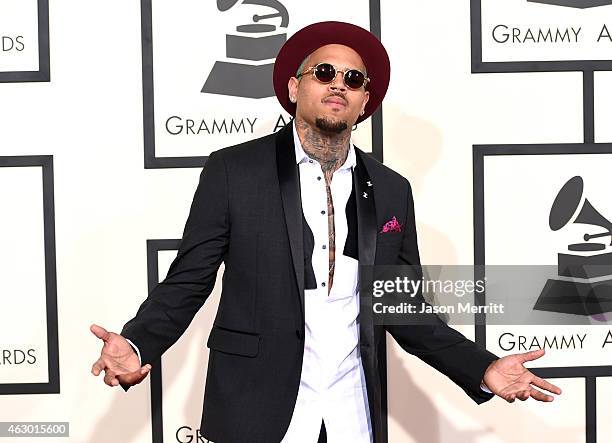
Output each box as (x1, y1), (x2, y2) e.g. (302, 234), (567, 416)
(119, 151), (230, 390)
(384, 180), (498, 404)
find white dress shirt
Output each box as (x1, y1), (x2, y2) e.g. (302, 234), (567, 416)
(279, 122), (372, 442)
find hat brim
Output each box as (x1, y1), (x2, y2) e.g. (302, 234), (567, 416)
(273, 21), (390, 125)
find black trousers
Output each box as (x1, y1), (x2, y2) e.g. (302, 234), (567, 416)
(317, 420), (327, 443)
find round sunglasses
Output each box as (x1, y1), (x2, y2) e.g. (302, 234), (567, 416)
(296, 62), (370, 90)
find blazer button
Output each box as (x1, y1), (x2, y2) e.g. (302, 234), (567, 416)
(295, 329), (303, 340)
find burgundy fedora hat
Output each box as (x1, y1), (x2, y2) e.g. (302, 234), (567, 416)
(272, 21), (390, 124)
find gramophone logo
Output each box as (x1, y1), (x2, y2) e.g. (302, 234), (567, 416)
(202, 0), (289, 99)
(535, 176), (612, 315)
(527, 0), (612, 7)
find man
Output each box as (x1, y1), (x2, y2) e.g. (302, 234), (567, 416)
(91, 21), (561, 443)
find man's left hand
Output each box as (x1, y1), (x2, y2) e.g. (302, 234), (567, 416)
(482, 349), (562, 403)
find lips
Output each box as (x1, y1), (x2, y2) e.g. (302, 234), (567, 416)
(323, 96), (347, 107)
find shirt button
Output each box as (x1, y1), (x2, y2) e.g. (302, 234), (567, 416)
(309, 159), (314, 164)
(317, 176), (322, 181)
(321, 282), (326, 287)
(322, 245), (327, 249)
(321, 210), (325, 215)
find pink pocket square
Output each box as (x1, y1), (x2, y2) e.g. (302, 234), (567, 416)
(380, 216), (402, 233)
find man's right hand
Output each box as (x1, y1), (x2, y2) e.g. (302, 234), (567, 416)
(90, 323), (151, 388)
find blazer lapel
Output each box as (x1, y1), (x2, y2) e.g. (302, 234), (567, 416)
(275, 123), (306, 324)
(353, 148), (377, 351)
(353, 148), (377, 267)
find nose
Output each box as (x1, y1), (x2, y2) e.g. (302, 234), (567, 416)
(329, 71), (346, 92)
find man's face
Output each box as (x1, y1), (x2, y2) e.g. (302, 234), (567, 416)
(288, 44), (370, 134)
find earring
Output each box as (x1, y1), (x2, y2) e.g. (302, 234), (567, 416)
(290, 96), (296, 103)
(360, 110), (365, 116)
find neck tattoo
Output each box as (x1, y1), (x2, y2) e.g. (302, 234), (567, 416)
(296, 118), (351, 295)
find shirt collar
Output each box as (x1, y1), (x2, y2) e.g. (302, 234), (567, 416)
(292, 120), (356, 171)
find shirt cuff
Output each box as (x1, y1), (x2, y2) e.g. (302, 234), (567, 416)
(480, 381), (492, 394)
(125, 338), (142, 365)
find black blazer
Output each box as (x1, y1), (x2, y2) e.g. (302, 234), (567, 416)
(121, 122), (498, 443)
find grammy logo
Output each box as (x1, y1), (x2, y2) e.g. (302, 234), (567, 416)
(535, 176), (612, 315)
(527, 0), (612, 8)
(202, 0), (289, 98)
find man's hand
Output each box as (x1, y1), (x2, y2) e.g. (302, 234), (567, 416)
(90, 323), (151, 388)
(483, 348), (562, 403)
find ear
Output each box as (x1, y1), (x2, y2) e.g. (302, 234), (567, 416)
(288, 77), (299, 103)
(360, 90), (370, 115)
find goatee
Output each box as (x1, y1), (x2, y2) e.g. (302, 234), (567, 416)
(315, 117), (348, 134)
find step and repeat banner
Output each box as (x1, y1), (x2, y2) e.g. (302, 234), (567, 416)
(1, 0), (611, 442)
(0, 0), (49, 82)
(142, 0), (377, 168)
